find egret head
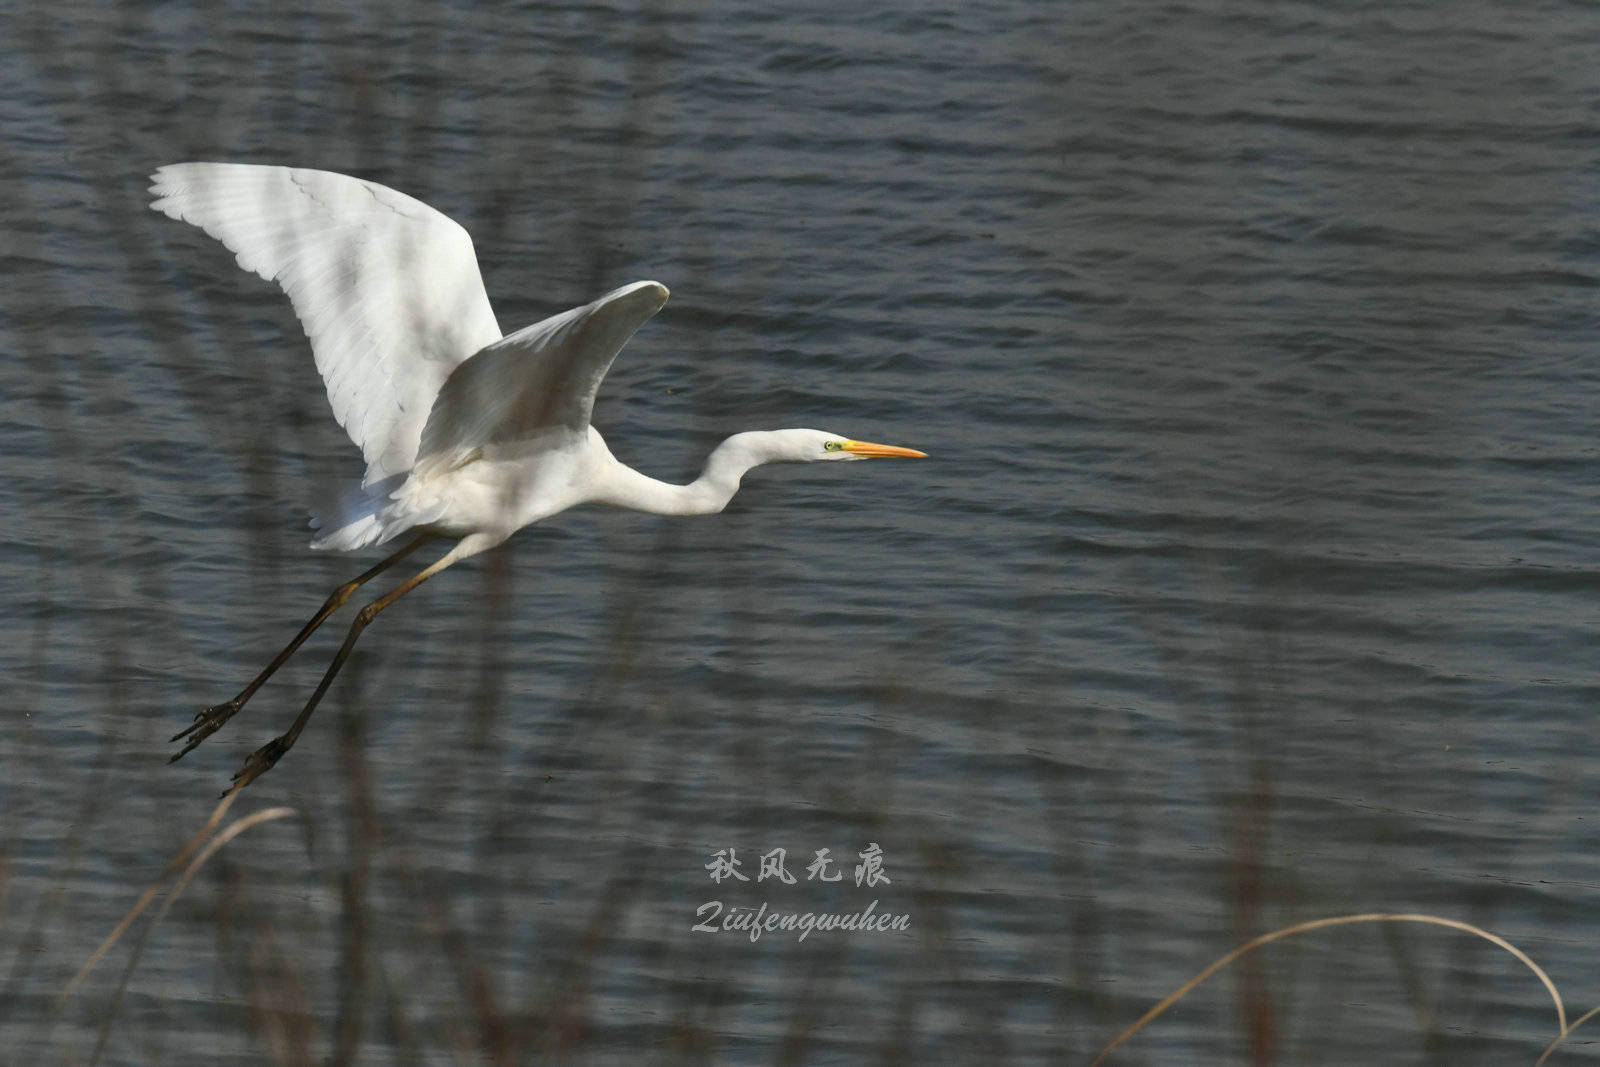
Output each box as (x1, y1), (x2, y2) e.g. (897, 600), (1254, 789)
(710, 429), (927, 480)
(791, 428), (928, 462)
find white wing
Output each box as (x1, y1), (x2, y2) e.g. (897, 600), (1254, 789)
(413, 280), (668, 478)
(149, 163), (503, 486)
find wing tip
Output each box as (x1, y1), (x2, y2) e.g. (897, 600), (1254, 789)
(147, 161), (215, 214)
(604, 279), (670, 315)
(147, 162), (180, 209)
(635, 280), (670, 305)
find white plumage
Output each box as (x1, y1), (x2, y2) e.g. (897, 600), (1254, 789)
(153, 162), (926, 792)
(150, 162), (502, 487)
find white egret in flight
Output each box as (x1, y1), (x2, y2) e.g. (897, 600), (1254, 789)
(150, 163), (926, 792)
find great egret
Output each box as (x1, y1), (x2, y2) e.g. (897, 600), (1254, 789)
(150, 163), (926, 792)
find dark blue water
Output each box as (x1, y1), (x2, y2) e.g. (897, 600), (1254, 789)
(5, 1), (1600, 1063)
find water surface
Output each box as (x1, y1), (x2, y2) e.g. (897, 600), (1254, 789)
(4, 1), (1600, 1062)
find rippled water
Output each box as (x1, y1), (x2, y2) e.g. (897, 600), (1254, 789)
(5, 1), (1600, 1063)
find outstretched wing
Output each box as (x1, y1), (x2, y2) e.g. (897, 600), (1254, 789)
(149, 162), (504, 486)
(413, 280), (669, 478)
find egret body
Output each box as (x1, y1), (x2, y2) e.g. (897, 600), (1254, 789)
(150, 163), (925, 791)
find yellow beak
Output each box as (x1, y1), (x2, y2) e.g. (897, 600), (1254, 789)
(842, 440), (928, 459)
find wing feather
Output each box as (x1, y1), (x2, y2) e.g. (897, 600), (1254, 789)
(149, 162), (504, 485)
(413, 281), (669, 478)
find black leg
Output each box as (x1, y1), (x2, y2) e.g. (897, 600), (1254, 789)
(226, 546), (464, 793)
(173, 535), (433, 761)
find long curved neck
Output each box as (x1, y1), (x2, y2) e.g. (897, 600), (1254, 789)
(595, 431), (784, 516)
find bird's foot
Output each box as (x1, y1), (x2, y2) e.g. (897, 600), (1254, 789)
(224, 736), (290, 796)
(170, 698), (244, 761)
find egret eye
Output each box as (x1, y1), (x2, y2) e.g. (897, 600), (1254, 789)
(824, 440), (844, 452)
